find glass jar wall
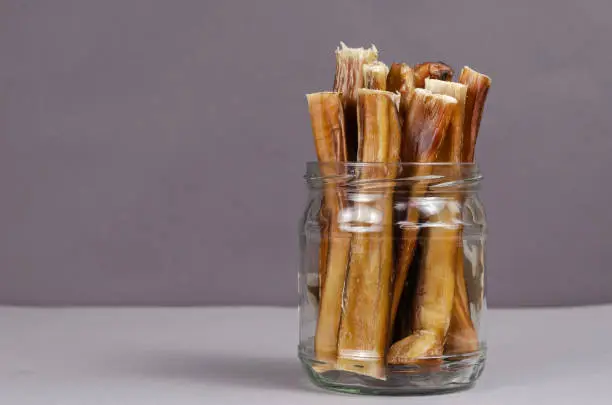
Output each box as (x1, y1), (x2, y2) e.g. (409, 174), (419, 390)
(298, 162), (486, 395)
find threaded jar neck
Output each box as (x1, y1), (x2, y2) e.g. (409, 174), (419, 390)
(305, 162), (482, 192)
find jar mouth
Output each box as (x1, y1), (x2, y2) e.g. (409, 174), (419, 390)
(305, 162), (482, 190)
(306, 161), (478, 166)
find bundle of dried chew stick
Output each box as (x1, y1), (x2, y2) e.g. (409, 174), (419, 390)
(307, 42), (490, 380)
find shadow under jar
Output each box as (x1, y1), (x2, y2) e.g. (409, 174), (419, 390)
(298, 162), (486, 395)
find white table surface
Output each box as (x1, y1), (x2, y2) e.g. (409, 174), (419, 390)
(0, 306), (610, 405)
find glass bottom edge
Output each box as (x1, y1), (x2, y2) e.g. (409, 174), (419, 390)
(299, 349), (486, 395)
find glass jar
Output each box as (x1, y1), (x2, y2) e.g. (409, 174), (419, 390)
(298, 162), (486, 395)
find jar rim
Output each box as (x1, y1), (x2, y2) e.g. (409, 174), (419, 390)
(306, 161), (479, 168)
(304, 162), (482, 188)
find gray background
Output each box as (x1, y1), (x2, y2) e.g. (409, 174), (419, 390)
(0, 0), (610, 307)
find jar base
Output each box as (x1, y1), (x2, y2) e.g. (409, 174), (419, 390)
(299, 349), (485, 395)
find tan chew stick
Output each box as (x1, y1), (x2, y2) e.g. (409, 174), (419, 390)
(319, 43), (377, 300)
(333, 42), (378, 161)
(388, 92), (458, 364)
(445, 67), (491, 354)
(445, 264), (479, 355)
(336, 89), (401, 380)
(424, 79), (477, 356)
(386, 63), (415, 94)
(459, 66), (491, 162)
(317, 210), (329, 297)
(386, 63), (416, 125)
(307, 93), (348, 297)
(425, 79), (467, 163)
(388, 204), (458, 364)
(363, 61), (389, 90)
(307, 93), (351, 366)
(413, 62), (454, 88)
(387, 330), (441, 364)
(306, 93), (347, 176)
(417, 80), (470, 358)
(389, 89), (456, 332)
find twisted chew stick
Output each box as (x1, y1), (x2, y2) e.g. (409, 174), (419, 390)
(307, 93), (351, 366)
(333, 42), (378, 161)
(445, 67), (491, 354)
(363, 61), (389, 90)
(413, 62), (454, 88)
(389, 89), (455, 333)
(388, 91), (457, 365)
(336, 89), (401, 380)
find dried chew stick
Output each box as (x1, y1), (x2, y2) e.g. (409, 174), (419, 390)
(387, 330), (442, 364)
(317, 210), (329, 298)
(459, 66), (492, 163)
(413, 62), (454, 88)
(389, 89), (455, 333)
(444, 67), (491, 354)
(425, 79), (467, 163)
(319, 44), (377, 300)
(336, 89), (401, 380)
(445, 266), (480, 355)
(333, 42), (378, 161)
(308, 92), (347, 297)
(363, 61), (389, 90)
(390, 83), (465, 363)
(388, 204), (458, 364)
(307, 93), (351, 367)
(423, 79), (478, 357)
(388, 91), (458, 365)
(317, 45), (377, 300)
(386, 63), (415, 94)
(386, 63), (416, 126)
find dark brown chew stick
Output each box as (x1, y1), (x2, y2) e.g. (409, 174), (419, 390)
(388, 90), (457, 365)
(413, 62), (454, 88)
(389, 89), (456, 338)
